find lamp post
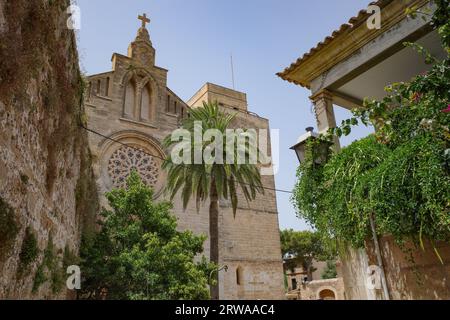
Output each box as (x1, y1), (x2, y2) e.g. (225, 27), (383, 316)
(290, 127), (331, 165)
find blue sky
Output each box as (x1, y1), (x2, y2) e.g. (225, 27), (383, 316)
(76, 0), (373, 231)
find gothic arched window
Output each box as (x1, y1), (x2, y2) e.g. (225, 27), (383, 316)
(124, 79), (137, 119)
(105, 77), (110, 96)
(140, 83), (152, 121)
(236, 266), (243, 286)
(97, 79), (101, 95)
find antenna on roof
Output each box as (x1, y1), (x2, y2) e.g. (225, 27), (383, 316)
(230, 53), (236, 90)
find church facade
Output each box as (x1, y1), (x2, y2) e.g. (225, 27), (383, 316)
(83, 15), (284, 300)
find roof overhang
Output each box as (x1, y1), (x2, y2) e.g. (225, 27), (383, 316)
(332, 30), (445, 104)
(277, 0), (431, 89)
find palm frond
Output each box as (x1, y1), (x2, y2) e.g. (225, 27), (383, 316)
(162, 101), (264, 217)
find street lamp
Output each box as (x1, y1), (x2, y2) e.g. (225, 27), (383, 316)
(290, 127), (332, 165)
(290, 127), (317, 164)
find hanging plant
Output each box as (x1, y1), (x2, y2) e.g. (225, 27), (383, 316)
(292, 1), (450, 254)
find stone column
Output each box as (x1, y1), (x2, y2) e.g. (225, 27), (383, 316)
(310, 89), (341, 150)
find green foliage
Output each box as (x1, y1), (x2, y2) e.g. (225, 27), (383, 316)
(20, 174), (29, 185)
(162, 101), (264, 299)
(321, 261), (337, 280)
(0, 197), (18, 255)
(292, 3), (450, 253)
(80, 171), (216, 300)
(431, 0), (450, 49)
(18, 227), (39, 272)
(32, 265), (46, 293)
(280, 229), (334, 279)
(283, 271), (288, 291)
(63, 245), (79, 269)
(32, 235), (66, 294)
(364, 135), (449, 245)
(293, 136), (392, 248)
(44, 236), (64, 294)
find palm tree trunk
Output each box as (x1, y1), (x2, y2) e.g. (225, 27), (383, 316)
(306, 265), (313, 282)
(209, 180), (220, 300)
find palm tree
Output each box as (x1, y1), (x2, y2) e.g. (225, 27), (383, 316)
(162, 102), (264, 300)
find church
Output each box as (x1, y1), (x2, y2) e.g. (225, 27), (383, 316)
(83, 14), (284, 300)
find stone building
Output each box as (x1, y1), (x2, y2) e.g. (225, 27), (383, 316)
(278, 0), (450, 300)
(286, 278), (346, 301)
(84, 15), (284, 300)
(284, 259), (345, 300)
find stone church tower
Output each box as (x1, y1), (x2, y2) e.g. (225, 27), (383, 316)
(84, 14), (284, 300)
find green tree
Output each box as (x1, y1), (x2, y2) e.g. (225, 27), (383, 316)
(162, 102), (264, 299)
(321, 261), (337, 280)
(280, 229), (332, 281)
(80, 171), (216, 300)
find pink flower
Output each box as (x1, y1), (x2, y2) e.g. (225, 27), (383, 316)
(442, 104), (450, 113)
(412, 92), (422, 103)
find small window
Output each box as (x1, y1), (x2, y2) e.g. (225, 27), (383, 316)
(97, 79), (101, 95)
(236, 266), (243, 286)
(292, 278), (297, 290)
(174, 101), (177, 114)
(123, 79), (136, 118)
(88, 82), (92, 99)
(105, 77), (110, 96)
(167, 95), (170, 112)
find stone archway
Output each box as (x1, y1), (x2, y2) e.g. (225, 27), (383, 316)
(317, 287), (337, 300)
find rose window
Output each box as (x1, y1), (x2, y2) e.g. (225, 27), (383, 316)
(107, 146), (160, 189)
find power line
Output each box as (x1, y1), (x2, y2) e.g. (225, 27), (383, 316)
(79, 124), (293, 194)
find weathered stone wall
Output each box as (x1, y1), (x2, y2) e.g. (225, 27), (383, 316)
(366, 236), (450, 300)
(0, 0), (98, 299)
(341, 238), (450, 300)
(339, 247), (373, 300)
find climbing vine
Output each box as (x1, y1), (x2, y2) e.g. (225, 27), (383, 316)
(0, 198), (18, 261)
(18, 227), (39, 276)
(292, 1), (450, 253)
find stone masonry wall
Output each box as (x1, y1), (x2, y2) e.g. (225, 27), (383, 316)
(0, 0), (98, 299)
(341, 238), (450, 300)
(366, 236), (450, 300)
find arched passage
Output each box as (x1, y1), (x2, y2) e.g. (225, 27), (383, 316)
(140, 82), (152, 121)
(318, 288), (336, 300)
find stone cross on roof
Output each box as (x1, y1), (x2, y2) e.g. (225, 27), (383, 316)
(138, 13), (150, 28)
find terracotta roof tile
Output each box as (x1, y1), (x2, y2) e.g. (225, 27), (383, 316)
(277, 0), (391, 82)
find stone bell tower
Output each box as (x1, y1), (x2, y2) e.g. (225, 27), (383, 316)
(127, 13), (156, 67)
